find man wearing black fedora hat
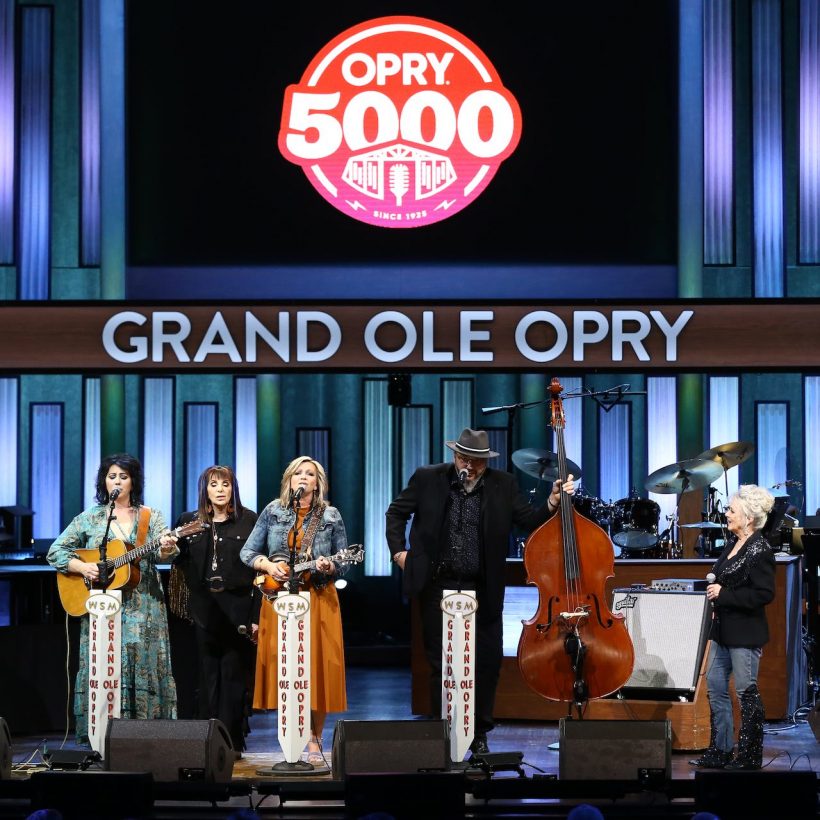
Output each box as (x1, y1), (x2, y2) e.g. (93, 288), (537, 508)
(386, 427), (574, 756)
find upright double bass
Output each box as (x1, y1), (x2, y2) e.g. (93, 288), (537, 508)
(517, 378), (634, 707)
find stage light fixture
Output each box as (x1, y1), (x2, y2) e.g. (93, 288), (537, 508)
(387, 374), (412, 407)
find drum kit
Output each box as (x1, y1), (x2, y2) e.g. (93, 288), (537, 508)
(563, 492), (666, 558)
(511, 440), (757, 560)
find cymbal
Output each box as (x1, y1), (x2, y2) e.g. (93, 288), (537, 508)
(680, 521), (725, 529)
(511, 448), (581, 481)
(644, 458), (723, 494)
(697, 441), (755, 471)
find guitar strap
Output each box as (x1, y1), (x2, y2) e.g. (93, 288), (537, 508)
(299, 503), (329, 590)
(136, 506), (151, 548)
(298, 502), (325, 561)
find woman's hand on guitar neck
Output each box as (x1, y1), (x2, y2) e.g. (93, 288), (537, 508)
(158, 530), (179, 559)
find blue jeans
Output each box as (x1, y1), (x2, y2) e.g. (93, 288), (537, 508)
(705, 642), (762, 752)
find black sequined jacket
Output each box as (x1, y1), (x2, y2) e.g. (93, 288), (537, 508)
(709, 531), (776, 647)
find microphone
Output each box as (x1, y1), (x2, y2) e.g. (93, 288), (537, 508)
(458, 470), (467, 484)
(706, 573), (716, 608)
(481, 405), (506, 415)
(292, 486), (304, 505)
(109, 488), (121, 501)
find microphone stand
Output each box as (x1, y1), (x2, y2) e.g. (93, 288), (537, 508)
(270, 491), (316, 775)
(96, 495), (117, 591)
(287, 495), (300, 594)
(482, 385), (648, 474)
(481, 399), (546, 473)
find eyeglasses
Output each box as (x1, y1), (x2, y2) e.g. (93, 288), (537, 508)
(455, 454), (486, 466)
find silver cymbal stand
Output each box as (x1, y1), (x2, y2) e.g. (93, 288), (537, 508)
(666, 506), (682, 559)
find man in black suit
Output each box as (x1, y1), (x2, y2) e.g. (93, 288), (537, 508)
(386, 428), (574, 755)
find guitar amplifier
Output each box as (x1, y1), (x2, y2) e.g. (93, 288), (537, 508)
(650, 578), (706, 592)
(612, 588), (710, 693)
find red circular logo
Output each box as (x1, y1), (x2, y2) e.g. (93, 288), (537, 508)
(278, 16), (523, 228)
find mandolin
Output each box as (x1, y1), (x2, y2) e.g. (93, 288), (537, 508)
(254, 544), (364, 598)
(56, 519), (207, 617)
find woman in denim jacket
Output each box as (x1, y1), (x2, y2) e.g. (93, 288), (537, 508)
(241, 456), (349, 766)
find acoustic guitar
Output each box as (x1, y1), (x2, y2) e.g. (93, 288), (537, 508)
(254, 544), (364, 598)
(56, 519), (207, 616)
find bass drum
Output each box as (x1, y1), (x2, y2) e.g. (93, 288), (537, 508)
(611, 498), (661, 552)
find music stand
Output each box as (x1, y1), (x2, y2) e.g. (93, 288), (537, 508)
(0, 506), (34, 550)
(761, 496), (789, 542)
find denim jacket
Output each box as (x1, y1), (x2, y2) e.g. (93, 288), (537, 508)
(239, 499), (350, 579)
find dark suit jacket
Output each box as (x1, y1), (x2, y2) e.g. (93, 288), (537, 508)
(385, 463), (554, 619)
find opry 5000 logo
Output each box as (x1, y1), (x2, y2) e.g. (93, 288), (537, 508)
(278, 16), (522, 228)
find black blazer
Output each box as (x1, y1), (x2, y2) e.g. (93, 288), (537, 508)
(710, 531), (776, 647)
(385, 463), (554, 620)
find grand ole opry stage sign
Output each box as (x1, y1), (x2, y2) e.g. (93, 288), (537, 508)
(1, 301), (816, 371)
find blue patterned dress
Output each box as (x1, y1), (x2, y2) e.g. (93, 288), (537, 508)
(47, 505), (178, 741)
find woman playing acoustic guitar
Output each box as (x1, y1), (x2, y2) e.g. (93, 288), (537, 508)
(240, 456), (350, 767)
(46, 453), (179, 742)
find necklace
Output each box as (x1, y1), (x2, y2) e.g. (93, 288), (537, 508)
(211, 520), (219, 572)
(112, 515), (133, 543)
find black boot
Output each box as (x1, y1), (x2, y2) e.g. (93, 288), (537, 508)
(689, 711), (733, 768)
(725, 685), (764, 770)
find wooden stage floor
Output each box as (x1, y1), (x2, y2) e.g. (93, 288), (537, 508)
(4, 666), (819, 818)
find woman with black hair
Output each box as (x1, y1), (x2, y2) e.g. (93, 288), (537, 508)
(171, 465), (259, 753)
(47, 453), (178, 742)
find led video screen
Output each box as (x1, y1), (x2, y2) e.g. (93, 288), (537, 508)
(126, 1), (678, 298)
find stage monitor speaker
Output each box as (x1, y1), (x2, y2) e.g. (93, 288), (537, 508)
(29, 771), (154, 819)
(344, 772), (465, 819)
(559, 718), (671, 781)
(0, 717), (10, 779)
(611, 588), (710, 694)
(332, 719), (449, 775)
(104, 718), (233, 783)
(695, 770), (817, 819)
